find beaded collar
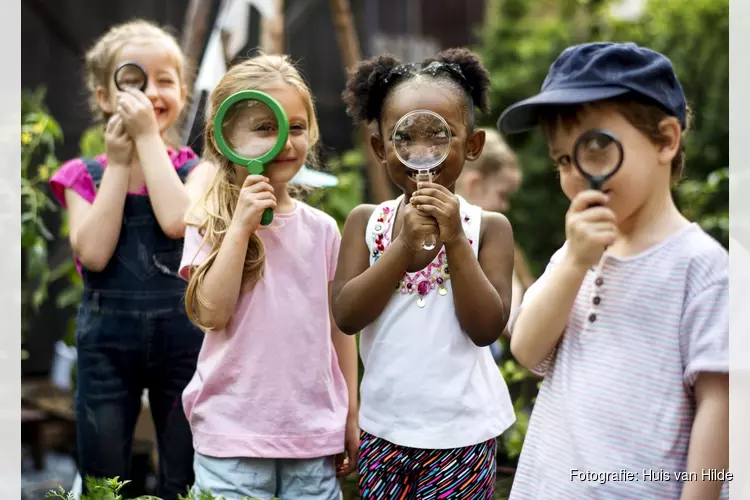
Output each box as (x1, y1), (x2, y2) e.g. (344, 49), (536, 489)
(371, 198), (475, 308)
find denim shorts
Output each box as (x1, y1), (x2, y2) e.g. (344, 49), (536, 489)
(193, 452), (343, 500)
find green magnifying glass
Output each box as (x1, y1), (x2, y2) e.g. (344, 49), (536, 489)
(213, 90), (290, 226)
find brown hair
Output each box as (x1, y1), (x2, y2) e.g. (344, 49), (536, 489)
(538, 94), (693, 183)
(83, 19), (188, 144)
(184, 54), (320, 331)
(464, 128), (520, 178)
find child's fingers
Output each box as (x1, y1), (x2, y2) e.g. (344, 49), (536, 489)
(125, 87), (151, 105)
(255, 198), (277, 211)
(105, 114), (120, 134)
(569, 190), (609, 213)
(242, 181), (275, 194)
(117, 92), (136, 114)
(415, 183), (453, 202)
(414, 203), (448, 219)
(410, 195), (449, 211)
(241, 175), (270, 189)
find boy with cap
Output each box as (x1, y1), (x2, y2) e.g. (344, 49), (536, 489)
(498, 42), (729, 499)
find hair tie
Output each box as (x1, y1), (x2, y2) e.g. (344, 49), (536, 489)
(383, 63), (419, 85)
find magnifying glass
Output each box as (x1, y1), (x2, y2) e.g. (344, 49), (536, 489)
(572, 129), (624, 193)
(114, 61), (148, 93)
(392, 109), (452, 251)
(213, 90), (290, 226)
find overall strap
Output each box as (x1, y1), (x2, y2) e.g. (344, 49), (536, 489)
(176, 157), (201, 182)
(82, 158), (105, 190)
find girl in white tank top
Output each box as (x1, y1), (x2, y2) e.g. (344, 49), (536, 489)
(333, 48), (516, 499)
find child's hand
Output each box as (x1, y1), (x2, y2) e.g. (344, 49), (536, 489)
(104, 114), (134, 166)
(397, 200), (439, 251)
(116, 88), (160, 140)
(335, 418), (360, 477)
(565, 190), (617, 268)
(232, 174), (277, 234)
(410, 182), (463, 243)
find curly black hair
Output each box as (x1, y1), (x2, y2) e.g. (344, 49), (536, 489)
(342, 47), (491, 130)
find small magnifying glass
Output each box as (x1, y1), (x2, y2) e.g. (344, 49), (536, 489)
(572, 129), (624, 197)
(573, 128), (624, 267)
(392, 109), (452, 251)
(114, 61), (148, 93)
(213, 90), (290, 226)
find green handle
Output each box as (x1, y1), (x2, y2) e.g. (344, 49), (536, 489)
(261, 208), (274, 226)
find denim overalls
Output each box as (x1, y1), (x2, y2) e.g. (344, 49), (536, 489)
(74, 158), (203, 499)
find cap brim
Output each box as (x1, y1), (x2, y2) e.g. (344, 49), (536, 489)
(497, 86), (630, 135)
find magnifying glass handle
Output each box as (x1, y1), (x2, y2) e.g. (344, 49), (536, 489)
(261, 208), (274, 226)
(415, 169), (438, 251)
(423, 234), (437, 251)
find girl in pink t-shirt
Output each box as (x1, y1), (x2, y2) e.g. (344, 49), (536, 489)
(48, 20), (209, 499)
(179, 55), (359, 500)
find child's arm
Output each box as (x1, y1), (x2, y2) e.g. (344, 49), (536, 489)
(66, 166), (130, 271)
(62, 115), (135, 271)
(510, 253), (588, 367)
(439, 211), (512, 346)
(117, 88), (196, 238)
(330, 283), (360, 475)
(681, 373), (729, 500)
(185, 175), (276, 330)
(332, 204), (433, 334)
(510, 190), (615, 369)
(190, 221), (252, 330)
(679, 277), (729, 499)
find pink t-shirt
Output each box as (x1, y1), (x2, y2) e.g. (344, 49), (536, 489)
(178, 201), (348, 459)
(48, 147), (198, 274)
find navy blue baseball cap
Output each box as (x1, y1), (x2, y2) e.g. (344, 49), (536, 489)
(497, 42), (687, 135)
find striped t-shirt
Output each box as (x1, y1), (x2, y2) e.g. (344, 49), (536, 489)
(508, 223), (729, 499)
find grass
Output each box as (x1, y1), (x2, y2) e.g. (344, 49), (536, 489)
(47, 472), (515, 500)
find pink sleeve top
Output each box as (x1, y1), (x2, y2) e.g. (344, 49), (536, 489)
(49, 147), (198, 207)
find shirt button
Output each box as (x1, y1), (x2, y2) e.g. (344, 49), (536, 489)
(593, 296), (601, 306)
(588, 313), (597, 323)
(595, 277), (604, 286)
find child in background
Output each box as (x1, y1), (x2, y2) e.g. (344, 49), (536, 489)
(335, 48), (516, 499)
(179, 54), (359, 500)
(498, 42), (729, 499)
(456, 128), (535, 360)
(49, 20), (206, 499)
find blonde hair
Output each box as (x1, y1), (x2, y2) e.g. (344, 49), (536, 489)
(184, 54), (320, 330)
(465, 128), (520, 178)
(83, 19), (188, 143)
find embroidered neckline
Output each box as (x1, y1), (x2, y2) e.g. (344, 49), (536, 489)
(371, 197), (476, 308)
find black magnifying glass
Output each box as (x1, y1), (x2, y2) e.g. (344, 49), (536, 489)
(572, 129), (624, 194)
(114, 61), (148, 93)
(573, 129), (623, 264)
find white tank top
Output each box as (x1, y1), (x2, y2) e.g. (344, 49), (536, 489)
(359, 195), (516, 449)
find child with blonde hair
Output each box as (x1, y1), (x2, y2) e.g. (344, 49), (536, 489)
(49, 19), (208, 499)
(179, 54), (359, 500)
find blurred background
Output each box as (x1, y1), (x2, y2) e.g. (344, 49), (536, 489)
(21, 0), (727, 498)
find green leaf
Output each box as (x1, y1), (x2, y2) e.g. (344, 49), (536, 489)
(27, 240), (48, 280)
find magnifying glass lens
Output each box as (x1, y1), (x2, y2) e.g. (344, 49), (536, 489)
(114, 63), (148, 92)
(221, 100), (280, 159)
(393, 111), (451, 170)
(574, 131), (622, 178)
